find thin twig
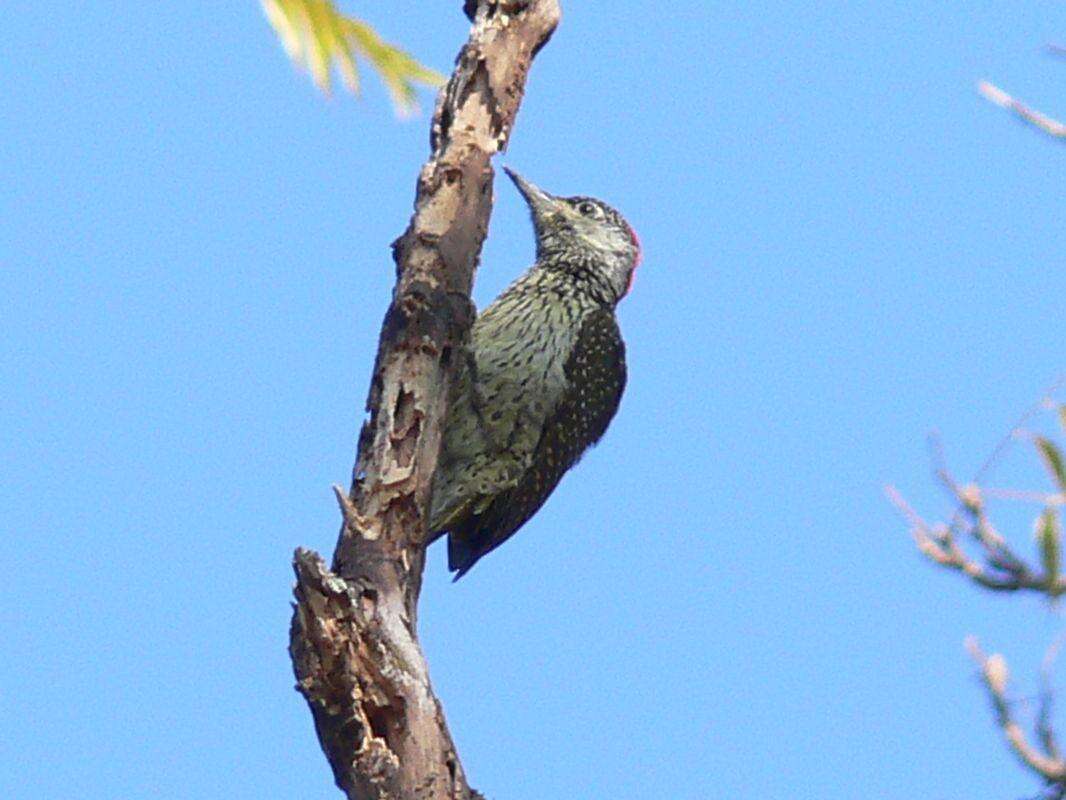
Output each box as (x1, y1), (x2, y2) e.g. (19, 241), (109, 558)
(978, 81), (1066, 140)
(886, 486), (1014, 590)
(974, 376), (1066, 487)
(984, 488), (1066, 506)
(931, 377), (1065, 533)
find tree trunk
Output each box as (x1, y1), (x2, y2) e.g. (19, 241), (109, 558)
(288, 2), (561, 798)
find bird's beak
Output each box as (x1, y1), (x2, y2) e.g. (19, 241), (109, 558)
(503, 167), (559, 217)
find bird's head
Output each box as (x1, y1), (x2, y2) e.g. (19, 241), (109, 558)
(504, 167), (641, 303)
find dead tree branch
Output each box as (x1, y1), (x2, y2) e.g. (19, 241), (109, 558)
(287, 2), (561, 798)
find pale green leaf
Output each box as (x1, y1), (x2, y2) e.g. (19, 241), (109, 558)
(320, 4), (359, 93)
(1037, 507), (1062, 590)
(261, 0), (445, 113)
(299, 1), (334, 92)
(262, 0), (302, 60)
(1035, 436), (1066, 493)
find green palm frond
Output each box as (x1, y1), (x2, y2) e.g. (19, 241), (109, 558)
(261, 0), (445, 114)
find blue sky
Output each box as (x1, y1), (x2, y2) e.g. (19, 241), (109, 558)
(3, 3), (1065, 798)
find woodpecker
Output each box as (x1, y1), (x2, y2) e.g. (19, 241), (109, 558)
(428, 167), (641, 579)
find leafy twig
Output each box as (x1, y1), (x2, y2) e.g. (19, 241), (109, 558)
(886, 472), (1066, 596)
(967, 638), (1066, 785)
(262, 0), (445, 114)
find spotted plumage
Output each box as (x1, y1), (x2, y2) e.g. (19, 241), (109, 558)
(428, 168), (640, 579)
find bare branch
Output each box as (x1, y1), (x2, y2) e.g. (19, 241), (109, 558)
(967, 638), (1066, 785)
(978, 81), (1066, 140)
(288, 2), (562, 798)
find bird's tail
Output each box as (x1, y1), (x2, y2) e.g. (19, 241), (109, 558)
(447, 534), (480, 581)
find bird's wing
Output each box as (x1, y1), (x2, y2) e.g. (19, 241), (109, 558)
(447, 308), (627, 577)
(469, 306), (572, 463)
(427, 347), (519, 535)
(431, 300), (575, 536)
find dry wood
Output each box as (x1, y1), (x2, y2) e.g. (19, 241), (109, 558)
(288, 2), (561, 798)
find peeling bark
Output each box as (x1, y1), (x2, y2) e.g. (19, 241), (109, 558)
(288, 2), (561, 798)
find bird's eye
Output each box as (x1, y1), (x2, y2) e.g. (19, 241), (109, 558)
(576, 201), (599, 217)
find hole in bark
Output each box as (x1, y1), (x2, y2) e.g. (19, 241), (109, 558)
(438, 105), (454, 142)
(402, 417), (422, 463)
(359, 588), (377, 617)
(339, 717), (365, 749)
(365, 703), (392, 745)
(392, 389), (422, 468)
(393, 389), (414, 427)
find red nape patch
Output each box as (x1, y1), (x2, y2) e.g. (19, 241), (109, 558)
(628, 225), (642, 265)
(624, 224), (642, 296)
